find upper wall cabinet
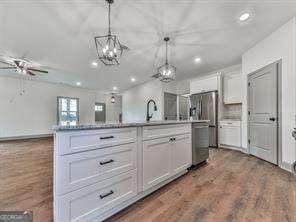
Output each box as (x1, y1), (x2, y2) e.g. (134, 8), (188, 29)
(223, 74), (243, 104)
(190, 76), (219, 94)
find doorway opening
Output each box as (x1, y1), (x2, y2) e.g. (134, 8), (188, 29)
(247, 60), (282, 165)
(95, 102), (106, 123)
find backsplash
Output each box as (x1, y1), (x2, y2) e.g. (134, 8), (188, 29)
(223, 104), (242, 119)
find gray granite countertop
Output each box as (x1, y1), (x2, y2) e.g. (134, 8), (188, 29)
(53, 120), (210, 131)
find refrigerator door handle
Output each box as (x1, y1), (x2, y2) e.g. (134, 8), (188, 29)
(200, 101), (202, 118)
(189, 107), (196, 117)
(189, 108), (193, 116)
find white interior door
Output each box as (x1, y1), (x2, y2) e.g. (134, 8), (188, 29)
(248, 63), (278, 164)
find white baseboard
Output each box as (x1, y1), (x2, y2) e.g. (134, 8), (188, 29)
(279, 161), (293, 173)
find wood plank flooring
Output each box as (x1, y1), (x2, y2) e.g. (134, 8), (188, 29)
(0, 138), (295, 222)
(108, 148), (296, 222)
(0, 138), (53, 222)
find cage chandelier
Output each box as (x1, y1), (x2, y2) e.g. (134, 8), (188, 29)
(94, 0), (128, 65)
(157, 37), (176, 82)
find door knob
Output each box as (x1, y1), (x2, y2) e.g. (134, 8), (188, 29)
(269, 117), (276, 121)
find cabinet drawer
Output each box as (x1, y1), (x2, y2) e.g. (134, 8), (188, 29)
(57, 143), (137, 195)
(57, 127), (137, 155)
(143, 124), (190, 141)
(58, 170), (137, 222)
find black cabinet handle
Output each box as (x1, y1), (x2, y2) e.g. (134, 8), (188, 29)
(99, 190), (114, 199)
(269, 117), (276, 121)
(173, 138), (176, 141)
(100, 136), (114, 140)
(99, 159), (114, 165)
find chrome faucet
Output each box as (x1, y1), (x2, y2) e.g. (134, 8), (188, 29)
(146, 99), (157, 122)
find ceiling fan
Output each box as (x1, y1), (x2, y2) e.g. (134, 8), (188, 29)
(0, 57), (48, 76)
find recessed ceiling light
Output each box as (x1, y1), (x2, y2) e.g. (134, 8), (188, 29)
(113, 86), (117, 90)
(239, 12), (251, 21)
(76, 82), (81, 86)
(131, 78), (136, 82)
(194, 57), (201, 63)
(91, 61), (98, 67)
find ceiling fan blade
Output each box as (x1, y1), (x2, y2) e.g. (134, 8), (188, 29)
(0, 67), (15, 69)
(150, 73), (160, 78)
(27, 68), (48, 73)
(0, 59), (14, 66)
(26, 70), (36, 76)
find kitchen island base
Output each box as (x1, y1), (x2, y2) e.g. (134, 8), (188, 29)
(53, 121), (208, 222)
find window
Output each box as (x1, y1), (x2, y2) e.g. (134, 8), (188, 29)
(95, 104), (103, 112)
(57, 97), (79, 126)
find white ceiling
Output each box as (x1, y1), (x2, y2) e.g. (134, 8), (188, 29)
(1, 0), (296, 92)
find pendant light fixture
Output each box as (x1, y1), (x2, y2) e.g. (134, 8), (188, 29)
(94, 0), (128, 65)
(110, 94), (116, 103)
(157, 37), (176, 82)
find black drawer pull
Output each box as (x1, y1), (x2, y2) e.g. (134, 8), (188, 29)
(99, 159), (114, 165)
(100, 136), (114, 140)
(99, 190), (114, 199)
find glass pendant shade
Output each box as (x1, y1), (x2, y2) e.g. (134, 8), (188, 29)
(157, 37), (176, 82)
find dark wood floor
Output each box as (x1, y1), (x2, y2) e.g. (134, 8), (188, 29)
(1, 138), (295, 222)
(108, 148), (296, 222)
(0, 138), (53, 222)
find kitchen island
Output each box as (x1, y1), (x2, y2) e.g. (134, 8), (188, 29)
(53, 120), (209, 222)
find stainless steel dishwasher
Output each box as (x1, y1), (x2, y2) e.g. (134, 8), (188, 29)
(192, 122), (209, 165)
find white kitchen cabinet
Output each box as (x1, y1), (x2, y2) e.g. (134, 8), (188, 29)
(143, 137), (171, 190)
(219, 121), (241, 148)
(223, 74), (243, 104)
(54, 123), (194, 221)
(143, 124), (192, 191)
(171, 134), (192, 175)
(190, 76), (218, 94)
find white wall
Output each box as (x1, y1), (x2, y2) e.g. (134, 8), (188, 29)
(242, 18), (296, 165)
(0, 76), (122, 138)
(106, 95), (122, 123)
(122, 80), (163, 122)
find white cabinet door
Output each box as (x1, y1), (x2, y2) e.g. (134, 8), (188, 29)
(143, 137), (171, 190)
(219, 126), (241, 147)
(190, 76), (218, 94)
(223, 75), (243, 104)
(171, 134), (191, 175)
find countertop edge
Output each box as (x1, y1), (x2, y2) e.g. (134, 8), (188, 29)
(53, 120), (210, 132)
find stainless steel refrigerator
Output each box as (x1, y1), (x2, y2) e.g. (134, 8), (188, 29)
(190, 91), (218, 147)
